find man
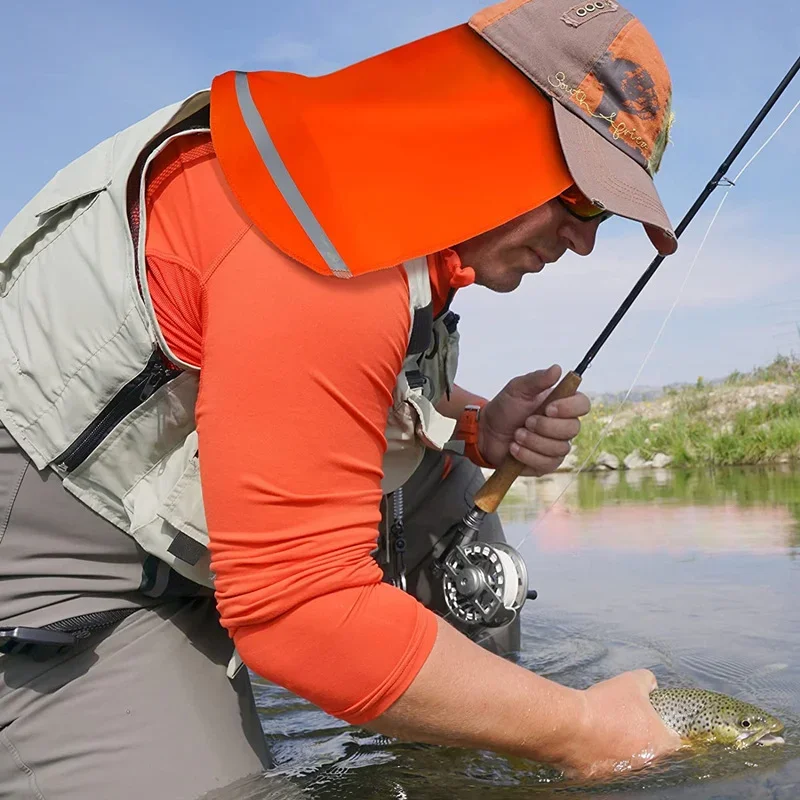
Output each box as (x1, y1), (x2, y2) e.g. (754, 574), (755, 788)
(0, 1), (682, 798)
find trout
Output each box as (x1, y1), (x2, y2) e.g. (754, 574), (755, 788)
(650, 688), (785, 749)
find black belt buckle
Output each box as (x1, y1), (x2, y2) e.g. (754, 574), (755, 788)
(0, 626), (77, 660)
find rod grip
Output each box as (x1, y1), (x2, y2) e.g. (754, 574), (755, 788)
(473, 370), (583, 514)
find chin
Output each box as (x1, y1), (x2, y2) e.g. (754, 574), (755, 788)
(476, 268), (524, 294)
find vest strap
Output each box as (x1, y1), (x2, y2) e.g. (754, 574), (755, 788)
(406, 302), (433, 356)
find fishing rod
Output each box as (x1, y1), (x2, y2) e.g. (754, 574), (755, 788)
(432, 52), (800, 631)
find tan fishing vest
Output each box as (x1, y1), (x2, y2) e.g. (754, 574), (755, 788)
(0, 90), (460, 590)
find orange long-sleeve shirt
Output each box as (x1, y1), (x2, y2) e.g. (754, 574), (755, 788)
(144, 133), (473, 724)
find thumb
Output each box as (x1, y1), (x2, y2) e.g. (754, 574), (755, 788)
(631, 668), (659, 695)
(510, 364), (562, 400)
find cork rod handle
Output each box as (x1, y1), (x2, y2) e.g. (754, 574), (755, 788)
(473, 371), (583, 514)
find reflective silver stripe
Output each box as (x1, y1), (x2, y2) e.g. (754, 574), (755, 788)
(233, 71), (352, 279)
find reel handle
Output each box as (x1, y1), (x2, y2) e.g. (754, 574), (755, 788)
(473, 371), (583, 514)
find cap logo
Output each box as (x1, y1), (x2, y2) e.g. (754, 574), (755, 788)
(549, 19), (674, 174)
(562, 1), (619, 28)
(548, 69), (650, 158)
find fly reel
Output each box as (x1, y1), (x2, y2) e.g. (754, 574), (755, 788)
(441, 540), (529, 628)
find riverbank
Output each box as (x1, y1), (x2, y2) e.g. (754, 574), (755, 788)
(564, 355), (800, 472)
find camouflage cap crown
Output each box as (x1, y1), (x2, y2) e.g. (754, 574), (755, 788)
(471, 0), (677, 255)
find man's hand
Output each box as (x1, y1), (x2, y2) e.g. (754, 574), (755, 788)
(559, 670), (683, 779)
(478, 364), (590, 475)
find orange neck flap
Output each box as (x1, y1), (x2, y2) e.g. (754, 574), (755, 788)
(210, 24), (573, 278)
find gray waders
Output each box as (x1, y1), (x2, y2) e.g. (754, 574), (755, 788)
(0, 425), (515, 799)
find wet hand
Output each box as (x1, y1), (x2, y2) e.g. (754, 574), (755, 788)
(478, 365), (590, 476)
(559, 670), (683, 780)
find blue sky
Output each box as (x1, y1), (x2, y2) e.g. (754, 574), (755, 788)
(2, 1), (799, 395)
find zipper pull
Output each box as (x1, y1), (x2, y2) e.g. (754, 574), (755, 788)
(139, 361), (170, 401)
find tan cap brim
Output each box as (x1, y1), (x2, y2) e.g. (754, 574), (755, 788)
(553, 102), (678, 256)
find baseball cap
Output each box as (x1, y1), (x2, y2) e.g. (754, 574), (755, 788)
(470, 0), (678, 255)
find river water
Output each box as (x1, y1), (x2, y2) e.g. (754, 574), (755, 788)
(251, 465), (800, 799)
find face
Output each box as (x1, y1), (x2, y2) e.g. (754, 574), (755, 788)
(452, 198), (605, 293)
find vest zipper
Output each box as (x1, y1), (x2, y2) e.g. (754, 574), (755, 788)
(55, 350), (180, 474)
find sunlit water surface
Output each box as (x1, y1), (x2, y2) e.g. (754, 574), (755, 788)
(251, 466), (800, 799)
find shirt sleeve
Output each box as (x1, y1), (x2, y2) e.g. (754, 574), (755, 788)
(145, 135), (439, 724)
(195, 230), (438, 723)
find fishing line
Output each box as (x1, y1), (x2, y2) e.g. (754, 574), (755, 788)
(434, 55), (800, 637)
(458, 93), (800, 650)
(509, 94), (800, 555)
(731, 97), (800, 183)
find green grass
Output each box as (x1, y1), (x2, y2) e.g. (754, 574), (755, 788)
(574, 356), (800, 469)
(725, 353), (800, 386)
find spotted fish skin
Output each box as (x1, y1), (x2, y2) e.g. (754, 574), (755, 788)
(649, 688), (784, 749)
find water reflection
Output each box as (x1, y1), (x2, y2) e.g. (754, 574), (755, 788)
(500, 465), (800, 556)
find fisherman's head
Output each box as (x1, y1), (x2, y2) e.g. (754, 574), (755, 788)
(211, 0), (677, 283)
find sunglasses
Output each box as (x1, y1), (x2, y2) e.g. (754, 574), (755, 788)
(557, 184), (613, 224)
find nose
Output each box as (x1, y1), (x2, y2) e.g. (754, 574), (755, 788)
(559, 217), (601, 256)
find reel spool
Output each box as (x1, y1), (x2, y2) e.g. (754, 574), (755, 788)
(441, 541), (529, 628)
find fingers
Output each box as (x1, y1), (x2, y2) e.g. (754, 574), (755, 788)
(523, 415), (581, 442)
(543, 392), (591, 419)
(514, 427), (573, 458)
(484, 369), (591, 479)
(508, 364), (562, 400)
(509, 442), (564, 476)
(631, 668), (659, 695)
(593, 669), (658, 700)
(511, 412), (582, 476)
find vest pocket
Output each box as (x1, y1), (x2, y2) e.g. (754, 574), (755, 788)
(0, 175), (152, 468)
(0, 190), (106, 298)
(0, 132), (114, 294)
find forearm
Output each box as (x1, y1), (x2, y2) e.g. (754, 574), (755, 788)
(435, 383), (488, 420)
(368, 615), (584, 765)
